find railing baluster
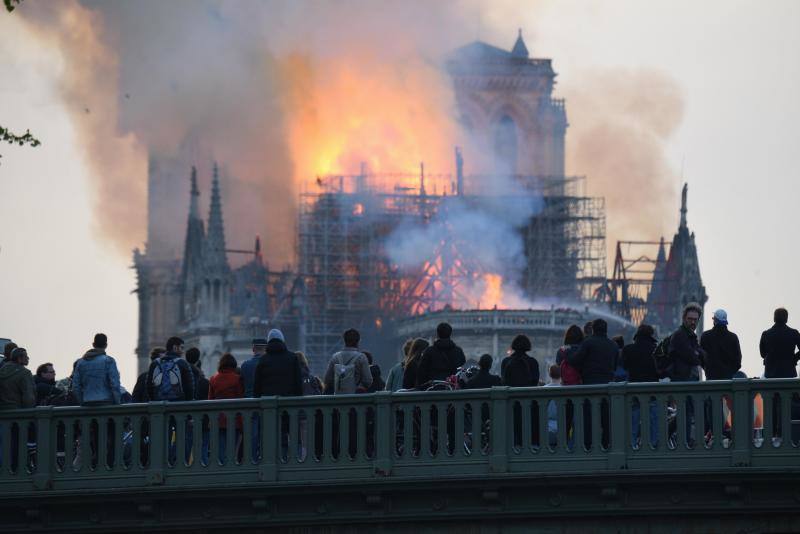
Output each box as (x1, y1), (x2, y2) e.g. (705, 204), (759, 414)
(420, 403), (431, 457)
(471, 402), (482, 456)
(403, 405), (414, 458)
(240, 409), (251, 466)
(374, 392), (392, 473)
(437, 402), (447, 458)
(573, 398), (584, 453)
(97, 416), (109, 470)
(556, 398), (567, 453)
(454, 401), (465, 458)
(322, 408), (333, 462)
(521, 400), (532, 454)
(712, 394), (724, 449)
(780, 391), (792, 449)
(591, 398), (602, 452)
(288, 408), (299, 462)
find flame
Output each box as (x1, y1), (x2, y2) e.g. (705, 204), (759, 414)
(479, 273), (503, 309)
(278, 52), (459, 192)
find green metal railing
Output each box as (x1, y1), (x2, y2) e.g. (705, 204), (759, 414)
(0, 379), (798, 493)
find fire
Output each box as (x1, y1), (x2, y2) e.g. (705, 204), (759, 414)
(278, 52), (460, 192)
(479, 273), (503, 309)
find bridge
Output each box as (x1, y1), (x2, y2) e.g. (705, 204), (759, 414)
(1, 379), (799, 532)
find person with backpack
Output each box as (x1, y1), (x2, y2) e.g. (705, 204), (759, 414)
(241, 338), (267, 397)
(700, 309), (742, 380)
(415, 323), (466, 388)
(72, 334), (122, 406)
(556, 325), (584, 386)
(132, 348), (164, 402)
(185, 348), (209, 401)
(622, 324), (660, 448)
(145, 337), (195, 402)
(501, 335), (539, 387)
(253, 329), (303, 397)
(323, 329), (372, 394)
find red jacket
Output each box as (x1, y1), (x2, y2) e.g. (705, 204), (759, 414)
(209, 369), (244, 429)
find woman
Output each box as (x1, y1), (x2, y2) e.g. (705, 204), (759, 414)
(557, 325), (585, 386)
(385, 339), (413, 392)
(401, 338), (429, 390)
(209, 353), (244, 464)
(501, 335), (539, 387)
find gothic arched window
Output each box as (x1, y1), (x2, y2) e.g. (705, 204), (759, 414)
(493, 114), (518, 175)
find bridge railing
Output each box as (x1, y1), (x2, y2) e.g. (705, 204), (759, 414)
(0, 379), (798, 493)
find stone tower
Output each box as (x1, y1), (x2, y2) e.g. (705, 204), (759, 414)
(446, 30), (567, 180)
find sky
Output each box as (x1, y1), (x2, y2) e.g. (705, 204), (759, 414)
(1, 0), (799, 385)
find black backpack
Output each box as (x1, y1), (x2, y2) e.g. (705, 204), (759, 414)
(652, 334), (673, 378)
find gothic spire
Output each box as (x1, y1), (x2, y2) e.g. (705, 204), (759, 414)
(511, 29), (529, 58)
(188, 165), (200, 220)
(205, 162), (229, 274)
(180, 166), (206, 322)
(680, 182), (688, 229)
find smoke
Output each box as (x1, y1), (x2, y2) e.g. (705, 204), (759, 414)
(563, 68), (685, 257)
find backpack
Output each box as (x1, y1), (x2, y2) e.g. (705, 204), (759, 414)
(151, 357), (183, 401)
(302, 373), (322, 396)
(558, 346), (582, 386)
(333, 353), (359, 394)
(652, 335), (673, 378)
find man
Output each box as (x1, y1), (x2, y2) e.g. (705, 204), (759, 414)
(132, 348), (164, 402)
(567, 318), (617, 385)
(241, 338), (267, 397)
(145, 337), (194, 402)
(415, 322), (466, 387)
(0, 341), (17, 369)
(464, 354), (502, 389)
(323, 329), (372, 394)
(669, 303), (706, 382)
(185, 347), (209, 400)
(700, 309), (742, 380)
(759, 308), (800, 378)
(622, 324), (659, 383)
(253, 329), (303, 397)
(0, 347), (35, 410)
(72, 333), (121, 406)
(34, 363), (57, 405)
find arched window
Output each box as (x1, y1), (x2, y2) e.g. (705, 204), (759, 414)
(494, 115), (518, 175)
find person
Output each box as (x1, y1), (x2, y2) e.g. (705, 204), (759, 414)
(759, 308), (800, 443)
(253, 329), (303, 397)
(0, 341), (17, 369)
(72, 333), (121, 406)
(501, 335), (539, 387)
(385, 339), (412, 392)
(544, 364), (561, 447)
(34, 363), (57, 405)
(611, 335), (628, 382)
(297, 351), (323, 395)
(364, 351), (385, 393)
(401, 338), (429, 390)
(296, 351), (321, 459)
(241, 338), (267, 397)
(0, 347), (35, 410)
(208, 353), (244, 464)
(132, 348), (164, 402)
(623, 324), (660, 448)
(556, 325), (584, 386)
(416, 322), (466, 388)
(668, 303), (706, 382)
(464, 354), (502, 389)
(583, 321), (593, 338)
(323, 329), (372, 394)
(700, 309), (743, 380)
(145, 337), (195, 402)
(759, 307), (800, 379)
(185, 347), (209, 400)
(567, 319), (617, 385)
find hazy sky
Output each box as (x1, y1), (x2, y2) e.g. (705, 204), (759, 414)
(1, 0), (799, 385)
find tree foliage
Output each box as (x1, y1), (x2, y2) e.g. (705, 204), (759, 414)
(4, 0), (22, 13)
(3, 0), (39, 163)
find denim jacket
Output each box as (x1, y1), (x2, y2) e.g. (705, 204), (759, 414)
(72, 348), (121, 405)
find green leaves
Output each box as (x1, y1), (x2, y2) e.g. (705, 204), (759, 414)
(0, 124), (41, 164)
(4, 0), (22, 13)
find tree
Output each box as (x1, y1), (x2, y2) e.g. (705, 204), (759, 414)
(4, 0), (22, 13)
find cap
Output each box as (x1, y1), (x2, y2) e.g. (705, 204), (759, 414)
(252, 338), (268, 346)
(267, 329), (284, 343)
(713, 309), (728, 324)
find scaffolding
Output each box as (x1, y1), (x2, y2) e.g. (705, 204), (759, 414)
(297, 172), (608, 367)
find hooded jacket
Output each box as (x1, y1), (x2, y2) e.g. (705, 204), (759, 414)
(567, 334), (617, 385)
(253, 339), (303, 397)
(72, 348), (121, 405)
(416, 338), (466, 387)
(700, 324), (742, 380)
(501, 352), (540, 387)
(622, 335), (659, 382)
(0, 362), (35, 409)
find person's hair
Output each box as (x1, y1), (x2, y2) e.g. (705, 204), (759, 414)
(401, 338), (414, 362)
(150, 347), (166, 360)
(774, 307), (789, 325)
(549, 364), (561, 381)
(591, 318), (608, 335)
(296, 351), (310, 369)
(3, 342), (18, 359)
(10, 347), (27, 363)
(511, 334), (532, 353)
(343, 328), (360, 347)
(93, 333), (108, 349)
(36, 362), (54, 378)
(363, 350), (373, 365)
(583, 321), (593, 336)
(166, 337), (184, 352)
(404, 338), (429, 367)
(682, 302), (702, 319)
(436, 322), (452, 339)
(218, 353), (238, 372)
(634, 324), (655, 341)
(564, 325), (584, 346)
(479, 353), (493, 370)
(611, 335), (625, 349)
(185, 347), (201, 365)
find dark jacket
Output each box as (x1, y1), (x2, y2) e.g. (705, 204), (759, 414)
(145, 352), (195, 401)
(72, 348), (121, 405)
(0, 362), (35, 409)
(132, 371), (148, 403)
(700, 324), (742, 380)
(402, 359), (419, 390)
(622, 336), (659, 382)
(253, 339), (303, 397)
(465, 369), (502, 389)
(567, 334), (617, 385)
(501, 352), (540, 387)
(416, 338), (466, 387)
(366, 364), (385, 393)
(668, 325), (704, 381)
(759, 323), (800, 378)
(240, 355), (262, 397)
(34, 376), (57, 405)
(190, 364), (210, 400)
